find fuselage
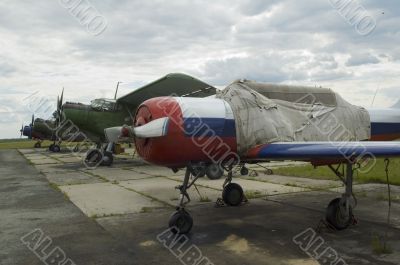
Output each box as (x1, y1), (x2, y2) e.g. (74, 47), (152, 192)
(367, 108), (400, 141)
(133, 97), (400, 168)
(62, 100), (129, 142)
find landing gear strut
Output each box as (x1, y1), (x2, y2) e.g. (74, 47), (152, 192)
(325, 163), (355, 230)
(168, 166), (200, 234)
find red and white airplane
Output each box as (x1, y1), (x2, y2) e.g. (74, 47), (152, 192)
(106, 81), (400, 234)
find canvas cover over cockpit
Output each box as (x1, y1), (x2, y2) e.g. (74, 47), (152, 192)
(218, 80), (371, 154)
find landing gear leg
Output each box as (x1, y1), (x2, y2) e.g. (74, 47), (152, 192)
(326, 163), (355, 230)
(168, 165), (202, 234)
(222, 167), (245, 206)
(101, 142), (114, 166)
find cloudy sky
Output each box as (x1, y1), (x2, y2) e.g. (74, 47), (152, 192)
(0, 0), (399, 139)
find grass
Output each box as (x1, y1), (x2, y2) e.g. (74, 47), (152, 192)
(273, 158), (400, 186)
(244, 190), (264, 199)
(140, 207), (153, 213)
(0, 139), (80, 149)
(199, 196), (211, 202)
(371, 235), (393, 255)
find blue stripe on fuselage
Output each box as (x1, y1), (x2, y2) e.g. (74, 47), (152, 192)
(371, 122), (400, 136)
(183, 118), (236, 137)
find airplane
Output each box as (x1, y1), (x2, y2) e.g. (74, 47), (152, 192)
(106, 79), (400, 234)
(58, 73), (218, 169)
(20, 115), (86, 152)
(20, 115), (56, 148)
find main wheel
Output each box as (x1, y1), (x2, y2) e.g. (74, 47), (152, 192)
(52, 145), (61, 153)
(34, 142), (41, 148)
(168, 209), (193, 234)
(326, 198), (353, 230)
(101, 151), (113, 166)
(192, 165), (206, 178)
(222, 183), (244, 206)
(85, 149), (103, 167)
(240, 166), (249, 176)
(48, 144), (55, 152)
(206, 163), (224, 180)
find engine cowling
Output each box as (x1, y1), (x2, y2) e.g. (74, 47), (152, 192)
(133, 96), (237, 168)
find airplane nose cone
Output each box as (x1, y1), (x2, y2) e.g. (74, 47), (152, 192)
(23, 126), (32, 138)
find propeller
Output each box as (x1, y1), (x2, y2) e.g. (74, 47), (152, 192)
(55, 87), (64, 127)
(20, 124), (23, 138)
(104, 117), (170, 143)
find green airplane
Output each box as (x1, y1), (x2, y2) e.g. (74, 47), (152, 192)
(58, 73), (216, 166)
(20, 114), (85, 151)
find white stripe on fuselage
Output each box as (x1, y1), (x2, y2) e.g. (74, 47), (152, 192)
(174, 97), (234, 119)
(367, 108), (400, 123)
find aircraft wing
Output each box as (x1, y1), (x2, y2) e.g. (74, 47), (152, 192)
(117, 73), (216, 108)
(245, 142), (400, 163)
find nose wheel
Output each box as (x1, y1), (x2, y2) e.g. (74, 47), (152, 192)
(326, 198), (353, 230)
(325, 163), (356, 230)
(168, 209), (193, 234)
(222, 183), (244, 206)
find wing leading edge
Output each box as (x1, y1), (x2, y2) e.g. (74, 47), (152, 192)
(245, 142), (400, 162)
(117, 73), (216, 108)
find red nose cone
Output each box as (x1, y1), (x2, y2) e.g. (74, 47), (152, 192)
(133, 97), (237, 168)
(134, 97), (181, 166)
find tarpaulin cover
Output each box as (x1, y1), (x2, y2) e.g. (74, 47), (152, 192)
(217, 80), (371, 154)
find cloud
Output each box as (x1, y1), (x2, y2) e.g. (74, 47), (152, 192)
(0, 0), (400, 138)
(346, 53), (380, 66)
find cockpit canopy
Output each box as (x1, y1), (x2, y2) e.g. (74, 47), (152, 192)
(90, 98), (122, 111)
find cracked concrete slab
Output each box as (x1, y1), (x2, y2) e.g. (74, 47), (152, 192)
(241, 174), (341, 189)
(168, 175), (308, 195)
(82, 167), (151, 182)
(29, 158), (62, 165)
(44, 171), (104, 186)
(130, 165), (178, 177)
(119, 177), (221, 206)
(60, 182), (164, 217)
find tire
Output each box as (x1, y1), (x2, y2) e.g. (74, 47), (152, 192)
(192, 165), (206, 178)
(85, 149), (103, 168)
(34, 142), (41, 148)
(205, 163), (224, 180)
(266, 169), (274, 175)
(52, 145), (61, 153)
(222, 183), (244, 206)
(168, 209), (193, 234)
(48, 144), (55, 152)
(326, 198), (352, 230)
(101, 151), (113, 166)
(240, 166), (249, 176)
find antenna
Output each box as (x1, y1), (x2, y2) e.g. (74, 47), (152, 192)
(371, 87), (380, 107)
(114, 81), (122, 100)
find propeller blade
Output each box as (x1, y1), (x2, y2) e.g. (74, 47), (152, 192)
(104, 127), (123, 143)
(132, 117), (169, 138)
(20, 124), (23, 137)
(31, 114), (34, 126)
(106, 117), (169, 143)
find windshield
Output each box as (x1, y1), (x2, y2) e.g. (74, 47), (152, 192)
(90, 99), (117, 111)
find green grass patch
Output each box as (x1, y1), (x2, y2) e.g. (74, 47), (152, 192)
(0, 139), (82, 149)
(371, 235), (393, 255)
(273, 158), (400, 186)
